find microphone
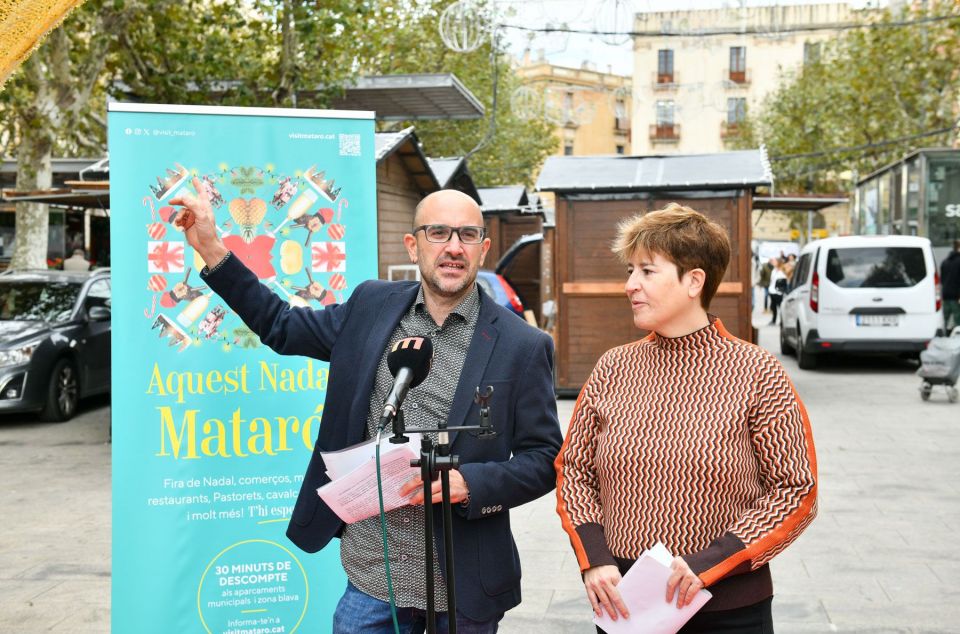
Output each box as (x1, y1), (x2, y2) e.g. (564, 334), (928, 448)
(379, 336), (433, 429)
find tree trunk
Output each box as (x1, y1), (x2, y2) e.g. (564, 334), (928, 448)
(11, 137), (54, 271)
(10, 54), (56, 271)
(274, 0), (299, 107)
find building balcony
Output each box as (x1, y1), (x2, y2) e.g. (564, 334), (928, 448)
(652, 71), (679, 90)
(720, 121), (743, 138)
(725, 68), (751, 86)
(649, 123), (680, 142)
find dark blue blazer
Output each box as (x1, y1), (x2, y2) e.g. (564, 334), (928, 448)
(204, 254), (562, 621)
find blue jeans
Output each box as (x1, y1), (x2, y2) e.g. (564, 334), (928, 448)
(332, 581), (501, 634)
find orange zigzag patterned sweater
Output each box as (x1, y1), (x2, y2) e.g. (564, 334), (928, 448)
(556, 318), (817, 611)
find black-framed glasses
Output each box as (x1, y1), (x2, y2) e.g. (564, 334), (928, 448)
(413, 224), (486, 244)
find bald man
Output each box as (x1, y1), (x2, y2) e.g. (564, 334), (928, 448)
(177, 185), (562, 632)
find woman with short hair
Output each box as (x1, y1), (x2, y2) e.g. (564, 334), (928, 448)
(556, 203), (818, 633)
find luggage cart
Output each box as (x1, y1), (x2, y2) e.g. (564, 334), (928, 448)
(918, 328), (960, 403)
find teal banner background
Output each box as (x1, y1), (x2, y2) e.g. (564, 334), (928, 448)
(108, 105), (375, 633)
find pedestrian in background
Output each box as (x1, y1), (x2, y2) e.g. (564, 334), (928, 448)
(757, 257), (772, 312)
(768, 258), (787, 325)
(555, 203), (817, 633)
(942, 239), (960, 332)
(782, 258), (796, 283)
(62, 248), (90, 271)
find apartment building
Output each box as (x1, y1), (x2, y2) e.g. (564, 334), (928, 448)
(517, 51), (632, 158)
(632, 3), (859, 155)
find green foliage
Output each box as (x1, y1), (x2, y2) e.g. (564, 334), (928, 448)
(0, 0), (119, 158)
(106, 0), (271, 106)
(736, 5), (960, 193)
(2, 0), (554, 187)
(350, 0), (558, 187)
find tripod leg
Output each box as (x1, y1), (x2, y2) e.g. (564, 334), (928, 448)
(441, 470), (457, 634)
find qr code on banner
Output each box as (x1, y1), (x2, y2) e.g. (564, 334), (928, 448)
(339, 134), (361, 157)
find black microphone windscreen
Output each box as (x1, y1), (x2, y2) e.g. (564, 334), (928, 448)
(387, 336), (433, 388)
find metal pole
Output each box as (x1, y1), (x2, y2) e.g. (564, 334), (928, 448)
(440, 465), (457, 634)
(421, 438), (436, 634)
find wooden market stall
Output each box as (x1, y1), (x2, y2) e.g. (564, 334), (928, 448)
(374, 127), (440, 280)
(536, 149), (772, 392)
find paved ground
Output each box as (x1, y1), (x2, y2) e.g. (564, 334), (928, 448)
(2, 310), (960, 633)
(0, 394), (111, 633)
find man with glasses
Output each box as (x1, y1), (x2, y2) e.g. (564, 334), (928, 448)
(175, 184), (562, 633)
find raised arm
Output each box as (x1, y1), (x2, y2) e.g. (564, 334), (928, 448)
(170, 177), (229, 269)
(171, 177), (351, 361)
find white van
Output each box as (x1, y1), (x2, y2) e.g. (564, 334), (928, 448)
(779, 235), (944, 369)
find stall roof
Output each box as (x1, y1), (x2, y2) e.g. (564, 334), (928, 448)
(536, 149), (773, 193)
(427, 157), (464, 188)
(374, 127), (440, 194)
(330, 74), (485, 121)
(1, 157), (107, 188)
(427, 156), (481, 204)
(478, 185), (529, 213)
(528, 193), (555, 226)
(1, 186), (110, 209)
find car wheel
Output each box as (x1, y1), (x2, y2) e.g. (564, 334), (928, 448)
(779, 322), (795, 356)
(41, 358), (80, 422)
(796, 333), (818, 370)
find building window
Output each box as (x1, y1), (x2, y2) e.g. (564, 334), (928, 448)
(722, 98), (746, 139)
(655, 100), (674, 126)
(729, 46), (746, 83)
(614, 97), (629, 132)
(616, 144), (625, 154)
(651, 100), (678, 140)
(563, 91), (574, 122)
(657, 49), (674, 83)
(564, 142), (574, 156)
(726, 98), (746, 124)
(803, 41), (821, 65)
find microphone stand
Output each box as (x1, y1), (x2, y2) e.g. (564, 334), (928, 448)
(386, 386), (497, 634)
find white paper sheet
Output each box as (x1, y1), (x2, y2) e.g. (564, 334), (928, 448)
(316, 442), (420, 524)
(593, 543), (712, 634)
(321, 432), (421, 481)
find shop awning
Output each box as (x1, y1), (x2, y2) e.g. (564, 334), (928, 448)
(330, 74), (484, 121)
(753, 195), (848, 212)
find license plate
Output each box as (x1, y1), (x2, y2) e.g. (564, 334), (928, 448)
(855, 314), (899, 327)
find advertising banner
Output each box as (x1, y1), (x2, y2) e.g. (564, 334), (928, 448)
(108, 103), (376, 633)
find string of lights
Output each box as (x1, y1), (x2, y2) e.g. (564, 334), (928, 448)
(499, 13), (957, 39)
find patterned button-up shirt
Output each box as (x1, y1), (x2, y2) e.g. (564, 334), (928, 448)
(339, 283), (481, 610)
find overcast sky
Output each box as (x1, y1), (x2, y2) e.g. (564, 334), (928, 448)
(494, 0), (884, 75)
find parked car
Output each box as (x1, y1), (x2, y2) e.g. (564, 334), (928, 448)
(477, 232), (543, 318)
(779, 235), (943, 369)
(476, 270), (524, 317)
(0, 269), (111, 421)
